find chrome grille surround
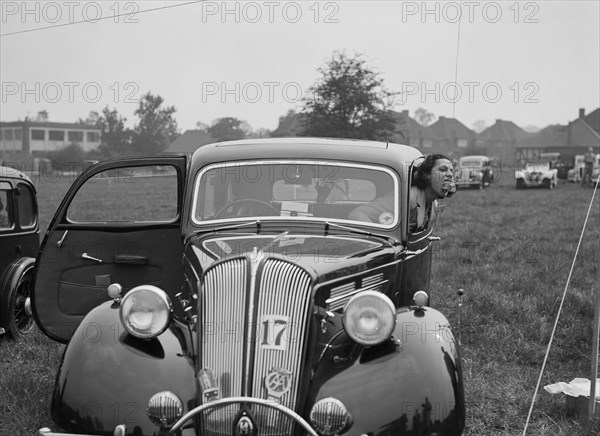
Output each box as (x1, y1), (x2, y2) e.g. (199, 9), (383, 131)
(199, 254), (313, 435)
(201, 258), (248, 398)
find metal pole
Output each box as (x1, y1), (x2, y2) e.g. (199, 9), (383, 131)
(457, 288), (464, 347)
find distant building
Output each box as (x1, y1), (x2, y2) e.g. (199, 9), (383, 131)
(0, 121), (101, 159)
(270, 110), (305, 137)
(390, 110), (439, 150)
(478, 119), (528, 164)
(514, 108), (600, 166)
(429, 116), (478, 156)
(390, 110), (438, 149)
(165, 130), (215, 154)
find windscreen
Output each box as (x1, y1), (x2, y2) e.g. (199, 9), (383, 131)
(192, 160), (400, 227)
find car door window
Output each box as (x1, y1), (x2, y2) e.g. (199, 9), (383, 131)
(0, 182), (13, 230)
(66, 165), (178, 223)
(17, 183), (37, 229)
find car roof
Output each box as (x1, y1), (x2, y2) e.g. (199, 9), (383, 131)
(0, 166), (34, 185)
(190, 137), (423, 170)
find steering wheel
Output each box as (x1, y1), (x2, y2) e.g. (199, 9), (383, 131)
(215, 199), (279, 218)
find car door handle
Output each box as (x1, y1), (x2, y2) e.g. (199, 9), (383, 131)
(81, 253), (102, 263)
(57, 230), (68, 247)
(114, 254), (149, 265)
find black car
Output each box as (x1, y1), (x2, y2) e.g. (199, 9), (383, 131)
(0, 166), (39, 338)
(34, 138), (465, 435)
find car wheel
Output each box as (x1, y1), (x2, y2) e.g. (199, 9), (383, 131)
(543, 179), (553, 189)
(0, 265), (35, 339)
(516, 179), (525, 190)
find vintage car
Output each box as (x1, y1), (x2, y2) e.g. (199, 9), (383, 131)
(515, 160), (558, 189)
(538, 152), (570, 180)
(33, 138), (465, 436)
(454, 155), (493, 189)
(0, 166), (39, 338)
(568, 153), (600, 185)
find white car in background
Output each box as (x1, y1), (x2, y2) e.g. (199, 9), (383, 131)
(568, 153), (600, 184)
(515, 160), (558, 189)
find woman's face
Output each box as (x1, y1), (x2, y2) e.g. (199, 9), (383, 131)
(428, 158), (454, 198)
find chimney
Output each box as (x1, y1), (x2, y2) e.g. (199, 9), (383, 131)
(579, 108), (585, 119)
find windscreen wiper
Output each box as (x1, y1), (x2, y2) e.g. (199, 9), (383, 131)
(322, 221), (396, 245)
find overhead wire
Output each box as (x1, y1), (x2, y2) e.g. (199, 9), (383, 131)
(452, 1), (464, 120)
(0, 1), (206, 37)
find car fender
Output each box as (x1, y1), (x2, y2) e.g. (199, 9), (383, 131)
(310, 307), (465, 435)
(50, 301), (196, 434)
(0, 256), (36, 331)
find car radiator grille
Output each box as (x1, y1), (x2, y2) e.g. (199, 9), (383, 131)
(200, 256), (312, 434)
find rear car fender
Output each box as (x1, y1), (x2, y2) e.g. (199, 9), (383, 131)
(50, 301), (196, 435)
(310, 307), (465, 435)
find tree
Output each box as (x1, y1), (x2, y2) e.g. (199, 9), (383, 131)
(78, 111), (100, 126)
(271, 109), (303, 137)
(131, 93), (179, 155)
(47, 143), (86, 167)
(413, 108), (436, 126)
(196, 121), (210, 131)
(472, 120), (488, 133)
(300, 51), (397, 141)
(248, 127), (271, 138)
(35, 110), (49, 122)
(207, 117), (246, 142)
(96, 107), (133, 158)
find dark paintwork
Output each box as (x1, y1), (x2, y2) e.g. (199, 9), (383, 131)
(51, 301), (196, 434)
(37, 139), (464, 435)
(0, 166), (39, 335)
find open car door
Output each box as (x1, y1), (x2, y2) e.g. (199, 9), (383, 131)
(32, 156), (186, 343)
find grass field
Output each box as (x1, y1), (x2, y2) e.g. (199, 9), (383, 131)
(1, 171), (599, 435)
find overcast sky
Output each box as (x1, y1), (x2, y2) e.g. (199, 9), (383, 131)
(1, 0), (599, 133)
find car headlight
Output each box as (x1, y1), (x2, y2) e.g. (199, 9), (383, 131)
(342, 291), (395, 346)
(120, 285), (172, 339)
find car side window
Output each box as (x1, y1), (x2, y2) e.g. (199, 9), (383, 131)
(66, 165), (178, 223)
(0, 182), (13, 230)
(17, 183), (37, 229)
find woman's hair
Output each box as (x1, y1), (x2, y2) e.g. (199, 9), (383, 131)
(412, 154), (451, 189)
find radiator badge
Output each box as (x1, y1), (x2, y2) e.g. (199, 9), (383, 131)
(198, 368), (219, 402)
(233, 411), (256, 436)
(264, 367), (292, 402)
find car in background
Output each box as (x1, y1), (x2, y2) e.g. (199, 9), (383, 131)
(0, 166), (39, 339)
(568, 153), (600, 184)
(33, 138), (465, 436)
(455, 155), (494, 189)
(515, 160), (558, 189)
(539, 152), (570, 180)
